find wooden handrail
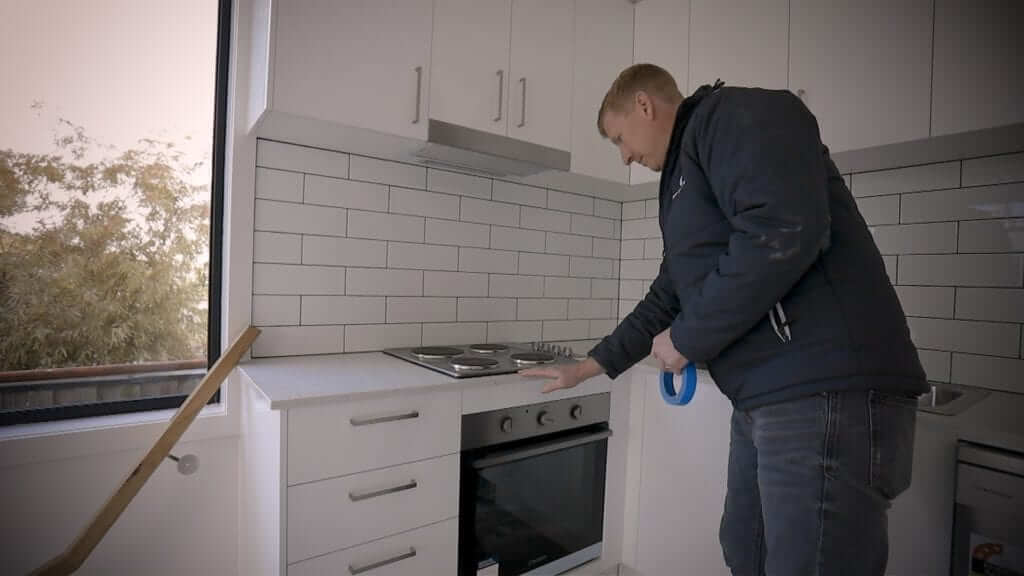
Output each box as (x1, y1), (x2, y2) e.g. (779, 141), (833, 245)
(30, 326), (260, 576)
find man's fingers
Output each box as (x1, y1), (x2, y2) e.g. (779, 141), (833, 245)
(542, 379), (566, 393)
(519, 366), (560, 379)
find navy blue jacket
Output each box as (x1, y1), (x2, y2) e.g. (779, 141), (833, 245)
(590, 85), (928, 409)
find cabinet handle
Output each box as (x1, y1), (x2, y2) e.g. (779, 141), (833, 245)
(518, 77), (527, 128)
(412, 66), (423, 124)
(349, 410), (419, 427)
(348, 547), (417, 575)
(495, 69), (504, 122)
(348, 479), (418, 502)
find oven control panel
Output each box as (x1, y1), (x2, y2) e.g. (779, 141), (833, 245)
(461, 392), (610, 451)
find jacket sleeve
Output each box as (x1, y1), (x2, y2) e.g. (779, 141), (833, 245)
(669, 91), (831, 363)
(589, 261), (679, 379)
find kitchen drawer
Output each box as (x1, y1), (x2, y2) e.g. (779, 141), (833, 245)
(287, 453), (459, 563)
(288, 518), (458, 576)
(287, 389), (460, 485)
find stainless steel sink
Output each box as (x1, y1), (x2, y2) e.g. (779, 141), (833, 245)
(917, 383), (989, 416)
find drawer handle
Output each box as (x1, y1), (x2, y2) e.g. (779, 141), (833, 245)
(349, 479), (418, 502)
(348, 547), (417, 575)
(349, 410), (420, 427)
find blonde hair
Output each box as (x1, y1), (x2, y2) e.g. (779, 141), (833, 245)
(597, 63), (682, 137)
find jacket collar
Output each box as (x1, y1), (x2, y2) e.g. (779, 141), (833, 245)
(659, 81), (723, 207)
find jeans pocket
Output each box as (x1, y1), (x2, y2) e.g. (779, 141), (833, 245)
(868, 390), (918, 500)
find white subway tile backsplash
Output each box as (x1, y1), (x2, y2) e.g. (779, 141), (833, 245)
(256, 168), (303, 202)
(962, 152), (1024, 187)
(302, 296), (385, 325)
(388, 242), (459, 271)
(851, 161), (959, 197)
(870, 222), (957, 255)
(460, 248), (518, 273)
(644, 237), (664, 259)
(344, 324), (421, 352)
(645, 199), (658, 218)
(569, 299), (614, 319)
(595, 199), (622, 220)
(491, 226), (546, 252)
(424, 271), (489, 297)
(571, 214), (616, 238)
(461, 197), (520, 227)
(622, 201), (646, 220)
(252, 326), (343, 357)
(620, 259), (661, 280)
(843, 174), (852, 190)
(619, 299), (640, 319)
(589, 319), (616, 339)
(256, 140), (349, 179)
(386, 297), (457, 323)
(545, 277), (591, 299)
(489, 274), (545, 298)
(304, 175), (388, 212)
(520, 206), (571, 232)
(882, 255), (898, 283)
(346, 269), (423, 296)
(543, 320), (590, 341)
(255, 200), (347, 237)
(907, 317), (1021, 357)
(898, 254), (1022, 287)
(253, 264), (345, 295)
(916, 349), (951, 382)
(900, 182), (1024, 223)
(349, 155), (425, 188)
(254, 232), (301, 264)
(427, 169), (491, 199)
(895, 286), (955, 318)
(303, 236), (388, 268)
(592, 279), (619, 299)
(492, 181), (545, 207)
(487, 321), (542, 343)
(549, 190), (594, 215)
(951, 353), (1024, 393)
(253, 295), (300, 326)
(425, 219), (490, 248)
(570, 256), (617, 279)
(422, 322), (488, 346)
(955, 288), (1024, 323)
(593, 238), (620, 260)
(957, 219), (1024, 253)
(520, 253), (569, 276)
(622, 217), (660, 240)
(621, 240), (645, 260)
(517, 299), (568, 321)
(458, 298), (516, 322)
(619, 280), (644, 300)
(855, 195), (900, 225)
(347, 210), (424, 243)
(547, 233), (592, 257)
(389, 187), (460, 220)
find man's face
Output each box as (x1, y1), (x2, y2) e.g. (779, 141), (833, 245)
(601, 91), (667, 171)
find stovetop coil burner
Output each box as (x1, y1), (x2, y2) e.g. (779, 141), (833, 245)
(510, 352), (555, 365)
(468, 343), (509, 354)
(410, 346), (462, 359)
(450, 356), (501, 371)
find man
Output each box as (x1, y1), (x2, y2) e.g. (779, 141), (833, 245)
(520, 63), (928, 575)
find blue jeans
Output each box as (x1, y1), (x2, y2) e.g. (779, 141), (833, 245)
(719, 389), (918, 575)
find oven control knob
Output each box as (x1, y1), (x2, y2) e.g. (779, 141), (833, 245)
(500, 417), (513, 434)
(537, 411), (554, 426)
(570, 404), (583, 420)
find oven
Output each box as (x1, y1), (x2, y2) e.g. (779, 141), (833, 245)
(951, 441), (1024, 575)
(459, 393), (611, 576)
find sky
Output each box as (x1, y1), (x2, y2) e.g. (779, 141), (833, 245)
(0, 0), (218, 232)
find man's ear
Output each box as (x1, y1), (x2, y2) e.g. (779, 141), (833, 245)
(634, 90), (654, 121)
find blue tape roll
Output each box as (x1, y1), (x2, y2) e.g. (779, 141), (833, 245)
(660, 363), (697, 406)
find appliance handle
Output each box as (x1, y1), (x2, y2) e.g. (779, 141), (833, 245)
(471, 428), (611, 469)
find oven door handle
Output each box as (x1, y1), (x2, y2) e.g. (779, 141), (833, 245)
(471, 429), (612, 469)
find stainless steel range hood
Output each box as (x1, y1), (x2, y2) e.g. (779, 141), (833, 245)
(413, 119), (570, 178)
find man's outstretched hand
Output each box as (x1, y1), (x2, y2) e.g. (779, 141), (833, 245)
(520, 356), (606, 393)
(653, 328), (689, 374)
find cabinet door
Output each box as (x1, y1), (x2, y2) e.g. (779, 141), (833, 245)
(430, 0), (512, 135)
(272, 0), (432, 140)
(688, 0), (789, 92)
(631, 0), (690, 185)
(789, 0), (933, 153)
(508, 0), (574, 150)
(931, 0), (1024, 136)
(571, 0), (634, 183)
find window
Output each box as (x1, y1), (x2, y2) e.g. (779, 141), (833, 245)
(0, 0), (231, 425)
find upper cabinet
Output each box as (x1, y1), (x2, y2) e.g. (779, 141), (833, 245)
(789, 0), (934, 153)
(688, 0), (789, 92)
(631, 0), (691, 185)
(271, 0), (433, 140)
(571, 0), (634, 184)
(931, 0), (1024, 137)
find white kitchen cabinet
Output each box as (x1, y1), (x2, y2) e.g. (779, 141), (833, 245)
(789, 0), (933, 153)
(571, 0), (634, 184)
(271, 0), (432, 140)
(688, 0), (789, 92)
(931, 0), (1024, 136)
(430, 0), (512, 136)
(630, 0), (690, 185)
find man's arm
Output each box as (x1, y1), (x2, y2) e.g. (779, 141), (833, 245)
(668, 90), (831, 363)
